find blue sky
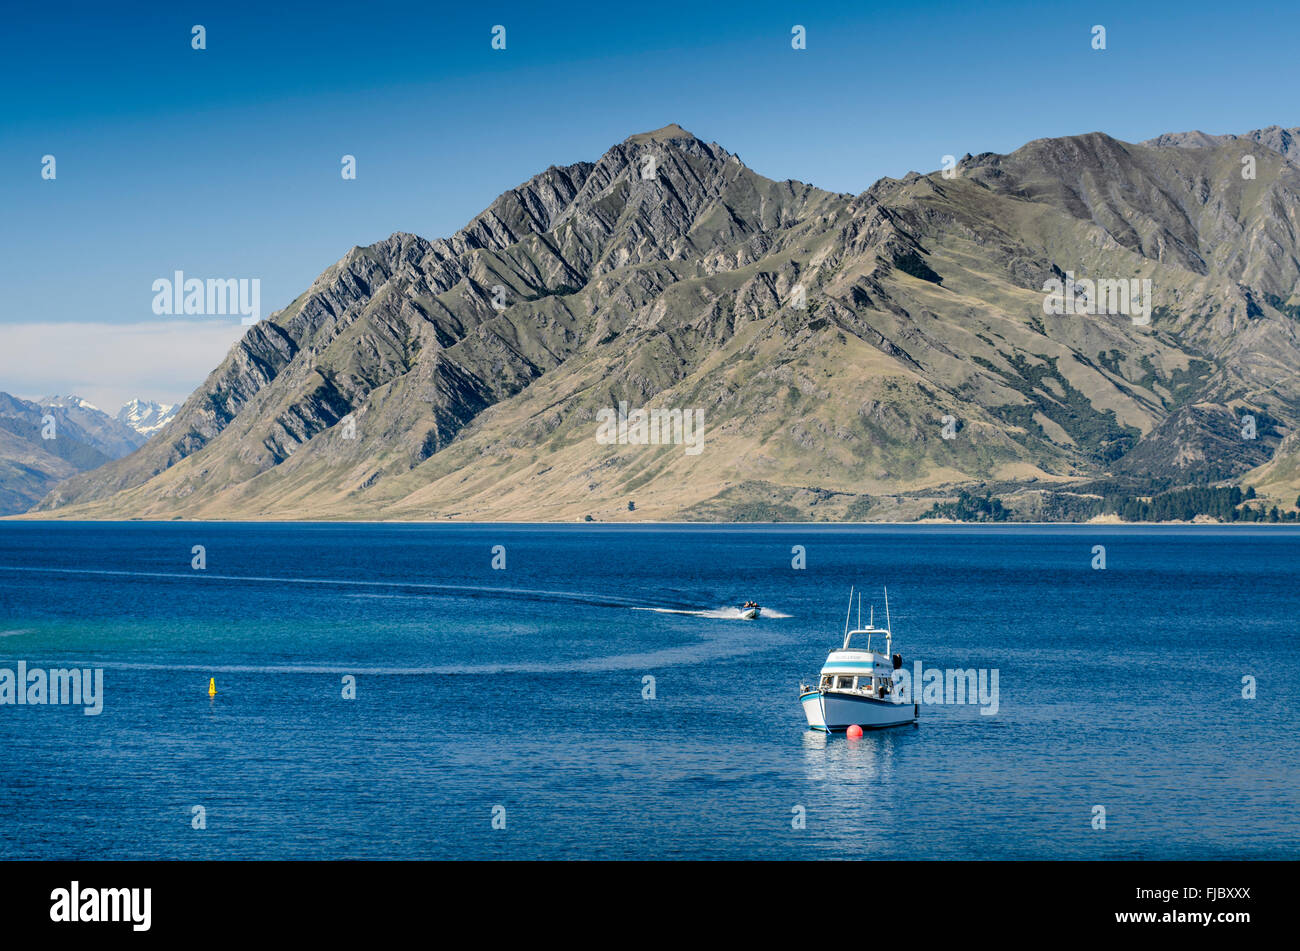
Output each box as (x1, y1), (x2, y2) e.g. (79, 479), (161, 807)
(2, 0), (1298, 408)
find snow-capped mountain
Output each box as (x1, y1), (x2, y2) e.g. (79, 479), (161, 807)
(35, 394), (144, 457)
(41, 394), (104, 414)
(116, 398), (177, 438)
(0, 392), (146, 514)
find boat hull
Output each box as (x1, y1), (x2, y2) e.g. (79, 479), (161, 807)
(800, 690), (917, 731)
(739, 607), (759, 619)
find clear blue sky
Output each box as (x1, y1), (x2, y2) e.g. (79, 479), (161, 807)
(1, 0), (1297, 406)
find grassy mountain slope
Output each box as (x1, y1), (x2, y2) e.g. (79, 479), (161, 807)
(25, 124), (1300, 521)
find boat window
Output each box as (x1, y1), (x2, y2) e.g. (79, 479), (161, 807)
(820, 676), (832, 689)
(836, 675), (854, 689)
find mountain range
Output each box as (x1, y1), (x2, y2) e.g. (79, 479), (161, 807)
(17, 123), (1300, 521)
(0, 394), (146, 514)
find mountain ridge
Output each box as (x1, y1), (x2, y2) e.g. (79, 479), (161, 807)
(22, 122), (1300, 521)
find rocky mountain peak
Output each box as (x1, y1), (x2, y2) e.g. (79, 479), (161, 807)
(39, 394), (102, 412)
(27, 123), (1300, 522)
(1142, 124), (1300, 166)
(624, 123), (698, 144)
(116, 398), (177, 437)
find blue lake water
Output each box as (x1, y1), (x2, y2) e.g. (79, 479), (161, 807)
(0, 522), (1296, 859)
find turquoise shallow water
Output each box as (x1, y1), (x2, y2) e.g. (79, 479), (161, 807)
(0, 522), (1296, 859)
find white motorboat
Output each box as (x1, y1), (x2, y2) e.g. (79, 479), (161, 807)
(739, 601), (761, 620)
(799, 587), (918, 732)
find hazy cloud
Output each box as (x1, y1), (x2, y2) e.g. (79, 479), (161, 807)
(0, 320), (248, 412)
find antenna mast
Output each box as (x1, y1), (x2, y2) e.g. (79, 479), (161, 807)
(842, 586), (854, 647)
(884, 586), (892, 655)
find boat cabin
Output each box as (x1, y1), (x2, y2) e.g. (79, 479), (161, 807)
(817, 627), (897, 699)
(817, 668), (896, 699)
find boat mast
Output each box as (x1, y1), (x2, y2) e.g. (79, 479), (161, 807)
(843, 586), (854, 648)
(884, 586), (892, 656)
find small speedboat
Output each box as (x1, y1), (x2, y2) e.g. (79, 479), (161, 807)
(799, 587), (918, 732)
(739, 601), (761, 619)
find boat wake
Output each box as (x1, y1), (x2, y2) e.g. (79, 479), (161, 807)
(0, 565), (645, 611)
(0, 566), (793, 673)
(634, 605), (792, 620)
(0, 566), (790, 620)
(100, 626), (795, 677)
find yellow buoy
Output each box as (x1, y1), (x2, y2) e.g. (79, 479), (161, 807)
(208, 677), (217, 698)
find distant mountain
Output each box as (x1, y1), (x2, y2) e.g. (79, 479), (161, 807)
(0, 393), (144, 514)
(1143, 125), (1300, 166)
(30, 395), (144, 458)
(116, 399), (177, 438)
(24, 123), (1300, 521)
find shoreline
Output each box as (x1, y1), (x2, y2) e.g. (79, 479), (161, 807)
(4, 516), (1299, 527)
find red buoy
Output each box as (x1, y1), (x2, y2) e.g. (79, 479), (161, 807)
(846, 724), (863, 739)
